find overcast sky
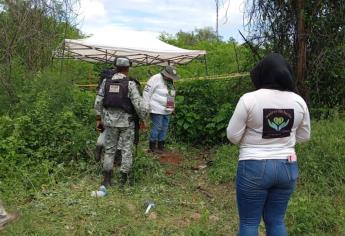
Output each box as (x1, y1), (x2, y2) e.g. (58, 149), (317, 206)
(76, 0), (247, 42)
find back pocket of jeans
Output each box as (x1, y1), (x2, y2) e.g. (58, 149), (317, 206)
(243, 160), (266, 180)
(285, 162), (299, 181)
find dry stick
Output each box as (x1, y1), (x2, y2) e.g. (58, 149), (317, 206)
(196, 186), (214, 199)
(238, 30), (262, 61)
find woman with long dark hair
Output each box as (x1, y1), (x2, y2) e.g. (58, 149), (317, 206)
(227, 53), (311, 236)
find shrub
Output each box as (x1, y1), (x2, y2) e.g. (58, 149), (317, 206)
(0, 70), (97, 193)
(170, 76), (252, 145)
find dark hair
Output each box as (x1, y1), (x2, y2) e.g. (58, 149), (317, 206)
(250, 53), (295, 91)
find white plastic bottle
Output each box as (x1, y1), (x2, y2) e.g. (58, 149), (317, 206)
(91, 185), (107, 197)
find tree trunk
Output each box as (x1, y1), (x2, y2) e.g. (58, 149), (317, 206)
(296, 0), (309, 102)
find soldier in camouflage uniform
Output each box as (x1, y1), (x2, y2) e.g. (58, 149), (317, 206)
(95, 67), (122, 165)
(94, 57), (148, 187)
(95, 67), (116, 162)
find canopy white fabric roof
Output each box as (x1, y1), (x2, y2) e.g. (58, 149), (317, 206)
(54, 29), (206, 66)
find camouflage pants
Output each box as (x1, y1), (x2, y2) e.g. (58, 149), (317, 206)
(103, 125), (135, 173)
(97, 131), (123, 150)
(96, 131), (105, 146)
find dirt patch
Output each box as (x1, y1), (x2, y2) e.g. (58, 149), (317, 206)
(190, 212), (201, 221)
(159, 152), (183, 166)
(148, 211), (157, 220)
(174, 218), (191, 228)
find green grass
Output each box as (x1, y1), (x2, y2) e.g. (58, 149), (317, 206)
(1, 119), (345, 235)
(1, 144), (239, 235)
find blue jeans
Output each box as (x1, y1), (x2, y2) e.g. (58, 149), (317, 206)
(236, 159), (298, 236)
(149, 113), (170, 142)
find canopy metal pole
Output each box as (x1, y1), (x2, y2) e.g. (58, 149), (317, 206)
(106, 49), (108, 63)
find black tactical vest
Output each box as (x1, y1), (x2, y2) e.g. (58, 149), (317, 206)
(103, 78), (135, 114)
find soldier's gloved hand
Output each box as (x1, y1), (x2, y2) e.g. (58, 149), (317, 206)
(96, 120), (104, 132)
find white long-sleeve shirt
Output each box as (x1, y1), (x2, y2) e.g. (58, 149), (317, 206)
(227, 89), (310, 160)
(143, 73), (176, 115)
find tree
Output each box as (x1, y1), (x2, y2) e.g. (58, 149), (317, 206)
(244, 0), (345, 107)
(214, 0), (231, 40)
(0, 0), (80, 105)
(160, 27), (218, 47)
(160, 27), (248, 77)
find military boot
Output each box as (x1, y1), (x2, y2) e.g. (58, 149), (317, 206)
(157, 141), (165, 153)
(101, 170), (112, 187)
(153, 141), (164, 154)
(149, 141), (156, 153)
(95, 145), (103, 162)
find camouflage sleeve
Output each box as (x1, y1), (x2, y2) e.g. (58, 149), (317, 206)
(94, 79), (106, 116)
(128, 81), (149, 120)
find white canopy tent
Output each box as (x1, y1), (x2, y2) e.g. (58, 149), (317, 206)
(54, 29), (207, 66)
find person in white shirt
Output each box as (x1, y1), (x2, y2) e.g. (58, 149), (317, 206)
(227, 53), (311, 236)
(143, 65), (179, 153)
